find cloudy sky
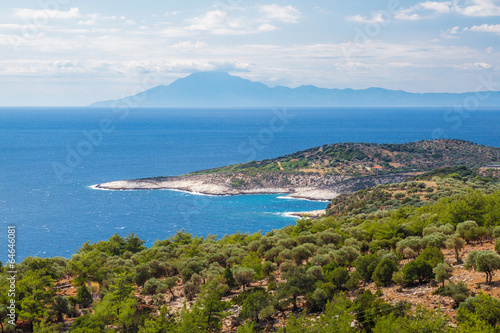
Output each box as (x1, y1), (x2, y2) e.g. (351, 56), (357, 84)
(1, 0), (499, 106)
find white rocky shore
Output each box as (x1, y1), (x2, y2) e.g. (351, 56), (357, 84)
(95, 179), (339, 201)
(95, 172), (413, 201)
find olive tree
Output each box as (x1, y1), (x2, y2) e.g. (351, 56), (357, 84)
(464, 250), (500, 284)
(445, 233), (466, 263)
(433, 263), (453, 287)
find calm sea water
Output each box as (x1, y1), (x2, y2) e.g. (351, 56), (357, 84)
(1, 107), (499, 261)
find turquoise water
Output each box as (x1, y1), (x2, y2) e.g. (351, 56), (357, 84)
(1, 107), (499, 260)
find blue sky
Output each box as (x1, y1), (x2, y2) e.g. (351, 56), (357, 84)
(0, 0), (499, 106)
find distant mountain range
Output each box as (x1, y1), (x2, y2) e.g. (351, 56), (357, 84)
(90, 71), (500, 107)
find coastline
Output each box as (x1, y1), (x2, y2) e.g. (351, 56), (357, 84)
(94, 172), (415, 201)
(285, 209), (326, 219)
(93, 180), (338, 201)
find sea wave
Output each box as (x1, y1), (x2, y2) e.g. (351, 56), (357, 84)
(277, 195), (329, 203)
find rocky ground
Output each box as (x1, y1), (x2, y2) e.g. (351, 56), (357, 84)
(95, 172), (415, 201)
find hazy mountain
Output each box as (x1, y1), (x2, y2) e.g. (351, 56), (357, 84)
(90, 71), (500, 107)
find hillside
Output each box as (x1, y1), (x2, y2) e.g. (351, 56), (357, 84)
(90, 72), (500, 107)
(96, 139), (500, 200)
(6, 166), (500, 332)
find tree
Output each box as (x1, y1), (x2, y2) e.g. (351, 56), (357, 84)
(333, 246), (359, 270)
(416, 247), (444, 268)
(124, 232), (146, 253)
(330, 267), (350, 289)
(163, 276), (179, 300)
(446, 233), (466, 263)
(50, 295), (70, 322)
(76, 284), (93, 308)
(402, 259), (434, 284)
(142, 278), (161, 295)
(464, 250), (500, 284)
(291, 245), (311, 265)
(262, 261), (277, 279)
(233, 267), (256, 290)
(372, 257), (399, 287)
(355, 254), (381, 282)
(457, 292), (500, 328)
(457, 221), (479, 244)
(18, 271), (54, 332)
(396, 236), (422, 258)
(239, 290), (269, 323)
(433, 263), (453, 287)
(421, 232), (448, 249)
(279, 266), (315, 310)
(223, 266), (236, 289)
(196, 278), (230, 331)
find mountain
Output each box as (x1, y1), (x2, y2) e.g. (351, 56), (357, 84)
(90, 71), (500, 107)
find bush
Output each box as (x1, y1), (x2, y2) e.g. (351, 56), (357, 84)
(239, 290), (270, 322)
(330, 267), (350, 289)
(142, 278), (161, 295)
(433, 263), (453, 287)
(402, 259), (434, 284)
(434, 281), (470, 308)
(354, 254), (381, 282)
(421, 233), (448, 249)
(416, 247), (444, 268)
(457, 221), (479, 243)
(457, 293), (500, 327)
(372, 257), (399, 287)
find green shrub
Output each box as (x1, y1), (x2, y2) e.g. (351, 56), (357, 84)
(372, 257), (399, 287)
(402, 259), (433, 284)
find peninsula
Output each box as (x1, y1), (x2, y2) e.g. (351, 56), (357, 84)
(96, 139), (500, 201)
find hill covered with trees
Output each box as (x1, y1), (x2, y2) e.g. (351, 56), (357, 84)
(3, 166), (500, 332)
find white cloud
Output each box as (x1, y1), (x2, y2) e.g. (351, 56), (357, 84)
(259, 4), (301, 23)
(172, 40), (207, 48)
(395, 1), (453, 20)
(475, 62), (493, 69)
(420, 1), (452, 14)
(184, 8), (283, 35)
(165, 10), (181, 16)
(186, 10), (228, 32)
(346, 12), (387, 23)
(395, 0), (500, 19)
(14, 7), (81, 19)
(457, 0), (500, 16)
(258, 24), (278, 32)
(463, 23), (500, 33)
(78, 20), (97, 26)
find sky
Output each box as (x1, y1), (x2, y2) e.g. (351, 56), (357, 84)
(0, 0), (499, 106)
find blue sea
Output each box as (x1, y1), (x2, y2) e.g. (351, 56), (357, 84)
(1, 107), (499, 261)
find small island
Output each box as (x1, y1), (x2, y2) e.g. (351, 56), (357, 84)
(96, 139), (500, 200)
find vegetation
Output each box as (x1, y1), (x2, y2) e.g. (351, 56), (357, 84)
(3, 164), (500, 332)
(187, 139), (500, 177)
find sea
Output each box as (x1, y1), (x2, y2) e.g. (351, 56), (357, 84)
(1, 107), (499, 261)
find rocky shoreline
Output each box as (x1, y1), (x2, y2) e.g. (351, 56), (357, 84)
(95, 172), (416, 201)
